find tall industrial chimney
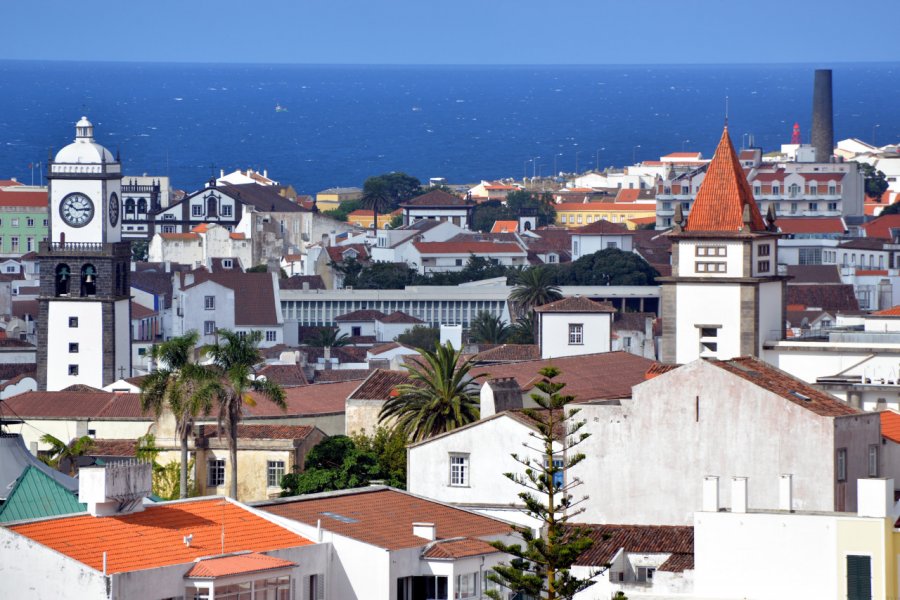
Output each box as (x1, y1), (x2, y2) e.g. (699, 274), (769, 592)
(811, 69), (834, 162)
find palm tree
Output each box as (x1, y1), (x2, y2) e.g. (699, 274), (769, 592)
(379, 342), (482, 442)
(203, 329), (286, 499)
(140, 331), (216, 499)
(360, 179), (392, 236)
(509, 310), (536, 345)
(39, 434), (94, 476)
(469, 311), (511, 344)
(308, 327), (351, 348)
(509, 266), (563, 316)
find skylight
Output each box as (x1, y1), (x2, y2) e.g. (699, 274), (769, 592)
(321, 511), (358, 523)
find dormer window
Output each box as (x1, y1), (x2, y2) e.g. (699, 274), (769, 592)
(222, 259), (233, 269)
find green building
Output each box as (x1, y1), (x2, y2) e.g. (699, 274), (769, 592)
(0, 184), (49, 255)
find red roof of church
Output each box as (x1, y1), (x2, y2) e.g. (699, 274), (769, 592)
(684, 128), (767, 233)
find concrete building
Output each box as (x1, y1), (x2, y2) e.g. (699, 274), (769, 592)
(408, 240), (528, 275)
(119, 175), (170, 241)
(147, 223), (252, 268)
(534, 296), (614, 359)
(569, 219), (635, 260)
(315, 186), (363, 212)
(660, 127), (785, 365)
(400, 189), (475, 229)
(0, 184), (48, 256)
(555, 201), (656, 230)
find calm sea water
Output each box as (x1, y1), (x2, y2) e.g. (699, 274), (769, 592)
(0, 61), (898, 193)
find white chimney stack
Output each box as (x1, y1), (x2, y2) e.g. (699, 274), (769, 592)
(779, 474), (793, 512)
(857, 478), (894, 519)
(702, 476), (719, 512)
(413, 522), (436, 541)
(79, 462), (152, 517)
(731, 477), (748, 513)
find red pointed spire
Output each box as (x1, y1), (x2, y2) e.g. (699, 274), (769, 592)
(684, 128), (767, 233)
(791, 122), (801, 145)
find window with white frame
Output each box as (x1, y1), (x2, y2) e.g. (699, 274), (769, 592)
(696, 245), (726, 257)
(695, 262), (726, 273)
(267, 460), (285, 487)
(568, 323), (583, 345)
(455, 573), (478, 599)
(809, 202), (818, 211)
(266, 330), (277, 342)
(221, 204), (233, 218)
(208, 458), (225, 486)
(869, 445), (879, 477)
(606, 241), (617, 249)
(449, 454), (469, 486)
(26, 217), (34, 227)
(204, 320), (216, 335)
(828, 202), (838, 211)
(10, 218), (18, 228)
(204, 295), (215, 310)
(191, 204), (203, 217)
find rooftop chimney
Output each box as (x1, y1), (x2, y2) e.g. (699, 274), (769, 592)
(413, 522), (437, 541)
(857, 478), (894, 519)
(480, 378), (523, 418)
(731, 477), (748, 513)
(779, 474), (793, 512)
(811, 69), (834, 162)
(702, 476), (720, 512)
(79, 462), (152, 517)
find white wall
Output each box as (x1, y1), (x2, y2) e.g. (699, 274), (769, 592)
(572, 233), (634, 259)
(115, 299), (130, 379)
(676, 239), (745, 278)
(539, 312), (611, 359)
(674, 284), (741, 363)
(47, 301), (104, 391)
(6, 418), (153, 452)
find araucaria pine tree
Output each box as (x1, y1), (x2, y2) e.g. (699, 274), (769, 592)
(487, 366), (596, 600)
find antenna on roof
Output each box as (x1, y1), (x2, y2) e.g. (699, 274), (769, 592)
(724, 96), (729, 128)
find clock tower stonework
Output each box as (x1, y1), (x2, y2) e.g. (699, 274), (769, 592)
(37, 117), (132, 391)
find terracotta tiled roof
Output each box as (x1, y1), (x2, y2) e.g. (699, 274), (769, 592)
(130, 301), (157, 319)
(2, 392), (147, 419)
(89, 439), (139, 457)
(0, 363), (35, 381)
(256, 364), (309, 387)
(627, 216), (658, 226)
(326, 244), (369, 264)
(874, 305), (900, 316)
(422, 537), (500, 559)
(182, 270), (279, 326)
(279, 275), (326, 290)
(839, 238), (886, 250)
(475, 351), (655, 402)
(491, 220), (519, 233)
(644, 363), (679, 380)
(0, 189), (47, 208)
(312, 369), (371, 383)
(401, 189), (472, 207)
(60, 384), (103, 393)
(9, 498), (310, 574)
(243, 380), (358, 417)
(786, 284), (859, 312)
(659, 553), (695, 572)
(684, 128), (766, 233)
(220, 183), (305, 213)
(186, 552), (295, 579)
(301, 346), (368, 364)
(160, 233), (201, 241)
(257, 488), (510, 551)
(862, 214), (900, 240)
(572, 219), (633, 235)
(472, 344), (541, 363)
(368, 342), (403, 355)
(784, 265), (842, 284)
(412, 241), (525, 255)
(777, 217), (846, 235)
(376, 311), (423, 324)
(197, 424), (314, 442)
(335, 309), (386, 322)
(534, 296), (615, 313)
(575, 524), (693, 567)
(710, 357), (858, 417)
(349, 369), (413, 401)
(880, 411), (900, 444)
(614, 189), (641, 203)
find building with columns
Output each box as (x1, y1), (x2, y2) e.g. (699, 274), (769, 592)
(660, 128), (786, 364)
(36, 117), (131, 390)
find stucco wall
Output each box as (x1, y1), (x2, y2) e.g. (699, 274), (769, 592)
(539, 312), (611, 359)
(46, 301), (104, 391)
(674, 283), (741, 363)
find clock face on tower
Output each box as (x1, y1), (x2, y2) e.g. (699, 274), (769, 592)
(109, 192), (119, 226)
(60, 193), (95, 227)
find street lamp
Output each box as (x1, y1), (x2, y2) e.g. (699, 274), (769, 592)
(632, 145), (641, 164)
(575, 150), (584, 175)
(532, 156), (540, 179)
(553, 152), (563, 178)
(874, 124), (881, 146)
(524, 159), (530, 181)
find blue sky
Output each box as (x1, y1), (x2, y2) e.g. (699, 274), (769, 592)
(6, 0), (899, 64)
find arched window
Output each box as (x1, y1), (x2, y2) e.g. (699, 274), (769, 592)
(55, 264), (71, 296)
(137, 198), (147, 214)
(125, 198), (136, 216)
(81, 264), (97, 297)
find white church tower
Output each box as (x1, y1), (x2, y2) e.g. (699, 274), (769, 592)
(37, 117), (132, 391)
(660, 127), (785, 364)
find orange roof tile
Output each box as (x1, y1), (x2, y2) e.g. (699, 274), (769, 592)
(874, 305), (900, 316)
(412, 241), (524, 255)
(863, 214), (900, 240)
(0, 189), (47, 208)
(9, 498), (311, 574)
(880, 411), (900, 444)
(684, 128), (767, 233)
(557, 202), (655, 212)
(615, 189), (641, 203)
(191, 223), (209, 233)
(160, 233), (200, 241)
(491, 220), (519, 233)
(186, 552), (295, 579)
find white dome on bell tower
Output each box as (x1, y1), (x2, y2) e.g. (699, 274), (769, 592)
(53, 115), (116, 165)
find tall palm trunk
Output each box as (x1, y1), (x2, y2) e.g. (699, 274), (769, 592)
(227, 408), (239, 499)
(179, 431), (190, 499)
(372, 204), (378, 237)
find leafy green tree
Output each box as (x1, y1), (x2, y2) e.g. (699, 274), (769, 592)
(140, 331), (217, 498)
(878, 202), (900, 216)
(506, 190), (557, 227)
(487, 367), (596, 600)
(472, 200), (513, 233)
(396, 325), (440, 349)
(39, 434), (94, 476)
(552, 248), (658, 286)
(279, 429), (407, 496)
(331, 257), (364, 288)
(469, 311), (511, 344)
(203, 329), (286, 499)
(860, 162), (889, 200)
(355, 261), (418, 289)
(360, 179), (392, 237)
(322, 199), (363, 222)
(364, 172), (422, 208)
(388, 213), (404, 229)
(510, 267), (563, 316)
(378, 342), (482, 442)
(130, 240), (149, 262)
(135, 433), (200, 500)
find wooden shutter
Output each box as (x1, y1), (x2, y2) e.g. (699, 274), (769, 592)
(847, 554), (872, 600)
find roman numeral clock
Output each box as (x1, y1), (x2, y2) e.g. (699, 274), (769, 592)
(36, 116), (132, 391)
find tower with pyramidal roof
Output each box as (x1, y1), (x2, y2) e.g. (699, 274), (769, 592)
(659, 127), (785, 364)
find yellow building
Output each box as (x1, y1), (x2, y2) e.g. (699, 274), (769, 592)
(555, 201), (656, 230)
(347, 208), (400, 229)
(315, 186), (363, 212)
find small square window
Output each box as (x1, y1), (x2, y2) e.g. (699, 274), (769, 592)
(266, 330), (277, 342)
(191, 205), (203, 217)
(69, 343), (79, 353)
(267, 460), (285, 488)
(450, 454), (469, 486)
(204, 295), (215, 310)
(204, 320), (216, 335)
(68, 364), (79, 376)
(568, 323), (584, 345)
(69, 317), (79, 328)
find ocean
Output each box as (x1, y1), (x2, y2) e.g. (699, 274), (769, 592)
(0, 61), (898, 194)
